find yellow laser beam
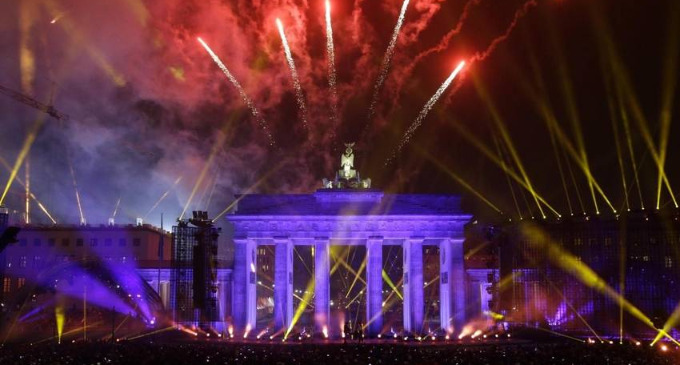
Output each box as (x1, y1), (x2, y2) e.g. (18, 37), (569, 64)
(592, 9), (677, 208)
(448, 120), (561, 217)
(44, 0), (126, 86)
(55, 306), (64, 344)
(0, 113), (46, 205)
(145, 176), (182, 219)
(212, 163), (282, 222)
(492, 132), (524, 218)
(382, 270), (402, 300)
(284, 278), (315, 338)
(656, 5), (679, 209)
(0, 155), (56, 223)
(472, 75), (545, 218)
(419, 146), (503, 215)
(345, 257), (367, 298)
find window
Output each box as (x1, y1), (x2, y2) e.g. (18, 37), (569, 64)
(133, 238), (141, 247)
(20, 256), (27, 268)
(665, 257), (673, 268)
(604, 237), (612, 246)
(119, 238), (126, 247)
(76, 238), (84, 247)
(19, 239), (27, 247)
(48, 238), (56, 247)
(3, 278), (10, 293)
(33, 238), (41, 247)
(90, 238), (98, 247)
(121, 256), (127, 263)
(105, 238), (112, 247)
(574, 238), (583, 246)
(33, 256), (42, 268)
(61, 238), (69, 247)
(17, 278), (25, 289)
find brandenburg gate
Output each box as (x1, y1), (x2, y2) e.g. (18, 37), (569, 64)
(227, 145), (471, 336)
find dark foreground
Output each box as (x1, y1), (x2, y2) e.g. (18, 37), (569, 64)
(0, 341), (677, 365)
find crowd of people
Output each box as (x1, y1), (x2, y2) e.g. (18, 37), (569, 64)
(0, 340), (676, 364)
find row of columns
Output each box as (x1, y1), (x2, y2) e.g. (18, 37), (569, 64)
(232, 237), (466, 336)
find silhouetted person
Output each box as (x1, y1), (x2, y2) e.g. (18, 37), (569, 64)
(343, 321), (352, 344)
(355, 321), (364, 343)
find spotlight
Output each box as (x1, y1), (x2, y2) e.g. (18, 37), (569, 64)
(377, 334), (381, 339)
(661, 345), (668, 352)
(445, 335), (450, 340)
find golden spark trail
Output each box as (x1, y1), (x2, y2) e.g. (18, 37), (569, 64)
(325, 0), (339, 126)
(197, 37), (275, 145)
(144, 176), (182, 219)
(276, 19), (308, 129)
(387, 61), (465, 164)
(364, 0), (410, 132)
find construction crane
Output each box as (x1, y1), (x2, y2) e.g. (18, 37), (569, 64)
(0, 83), (69, 121)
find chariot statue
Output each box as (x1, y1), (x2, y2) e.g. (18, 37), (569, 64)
(322, 142), (371, 189)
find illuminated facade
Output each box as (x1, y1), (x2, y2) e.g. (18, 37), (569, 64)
(227, 190), (472, 336)
(1, 223), (173, 307)
(496, 209), (680, 338)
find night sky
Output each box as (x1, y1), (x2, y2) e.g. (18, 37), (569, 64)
(0, 0), (678, 227)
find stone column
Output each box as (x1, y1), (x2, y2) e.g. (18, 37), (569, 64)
(365, 236), (383, 336)
(439, 238), (453, 333)
(274, 237), (294, 332)
(450, 238), (466, 333)
(314, 237), (330, 336)
(403, 237), (424, 333)
(232, 238), (257, 333)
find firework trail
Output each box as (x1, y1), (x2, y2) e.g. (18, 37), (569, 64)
(395, 0), (480, 98)
(470, 0), (537, 63)
(144, 176), (182, 219)
(443, 0), (537, 106)
(276, 18), (309, 129)
(386, 61), (465, 165)
(325, 0), (339, 127)
(197, 37), (275, 146)
(362, 0), (410, 135)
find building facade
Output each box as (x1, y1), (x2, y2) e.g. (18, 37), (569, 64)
(1, 222), (173, 309)
(496, 209), (680, 338)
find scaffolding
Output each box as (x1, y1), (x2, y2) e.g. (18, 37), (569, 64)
(170, 211), (220, 325)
